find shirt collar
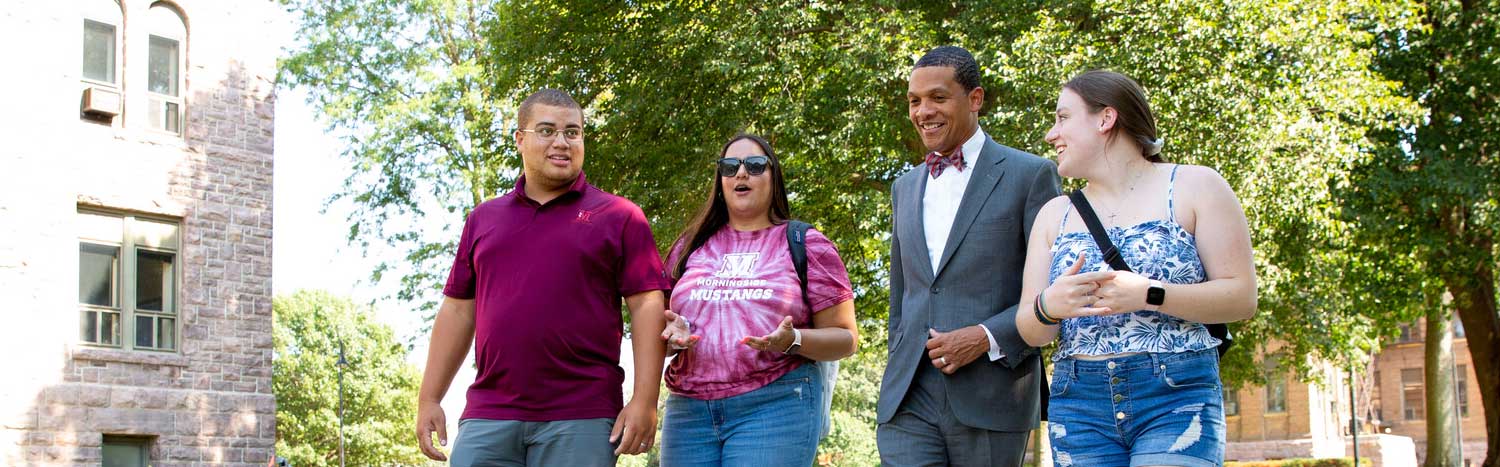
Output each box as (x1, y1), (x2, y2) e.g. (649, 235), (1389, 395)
(510, 171), (590, 204)
(959, 126), (986, 168)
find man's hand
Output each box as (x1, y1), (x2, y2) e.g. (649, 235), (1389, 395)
(925, 327), (989, 374)
(415, 399), (448, 461)
(661, 309), (701, 351)
(742, 316), (796, 353)
(610, 399), (658, 455)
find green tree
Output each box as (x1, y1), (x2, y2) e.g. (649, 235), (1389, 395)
(277, 0), (510, 323)
(1353, 0), (1500, 464)
(273, 290), (427, 467)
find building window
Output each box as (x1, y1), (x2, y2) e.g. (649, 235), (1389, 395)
(1224, 389), (1239, 416)
(1262, 355), (1287, 413)
(78, 210), (179, 351)
(146, 4), (186, 134)
(1397, 324), (1421, 343)
(1402, 368), (1424, 420)
(102, 436), (150, 467)
(1457, 364), (1469, 418)
(1266, 376), (1287, 413)
(82, 20), (117, 83)
(82, 0), (121, 84)
(1454, 319), (1465, 339)
(80, 0), (123, 122)
(1371, 370), (1384, 424)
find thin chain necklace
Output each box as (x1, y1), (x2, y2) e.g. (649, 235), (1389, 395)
(1093, 162), (1151, 227)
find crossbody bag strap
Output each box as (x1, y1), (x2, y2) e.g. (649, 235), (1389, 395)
(1068, 190), (1131, 272)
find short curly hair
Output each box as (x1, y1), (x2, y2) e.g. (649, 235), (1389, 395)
(914, 46), (981, 92)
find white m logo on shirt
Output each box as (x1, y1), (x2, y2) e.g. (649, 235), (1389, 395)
(714, 253), (761, 278)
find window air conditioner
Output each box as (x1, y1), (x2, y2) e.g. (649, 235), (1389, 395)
(82, 86), (122, 117)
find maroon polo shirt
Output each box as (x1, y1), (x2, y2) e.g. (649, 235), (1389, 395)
(443, 172), (669, 422)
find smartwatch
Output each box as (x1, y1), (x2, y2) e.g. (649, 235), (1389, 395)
(1145, 280), (1166, 311)
(783, 328), (803, 355)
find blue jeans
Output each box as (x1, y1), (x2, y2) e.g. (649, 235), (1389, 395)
(660, 363), (821, 467)
(1047, 349), (1225, 467)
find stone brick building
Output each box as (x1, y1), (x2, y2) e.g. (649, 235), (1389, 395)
(0, 0), (280, 465)
(1225, 321), (1488, 466)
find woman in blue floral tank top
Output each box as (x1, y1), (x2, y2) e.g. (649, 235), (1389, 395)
(1014, 70), (1258, 467)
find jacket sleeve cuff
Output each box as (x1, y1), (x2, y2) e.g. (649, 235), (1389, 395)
(983, 305), (1036, 368)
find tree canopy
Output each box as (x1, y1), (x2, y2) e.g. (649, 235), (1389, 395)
(273, 290), (427, 466)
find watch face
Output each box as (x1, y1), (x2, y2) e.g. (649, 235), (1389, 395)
(1147, 287), (1166, 306)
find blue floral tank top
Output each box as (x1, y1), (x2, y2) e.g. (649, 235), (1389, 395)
(1049, 165), (1221, 360)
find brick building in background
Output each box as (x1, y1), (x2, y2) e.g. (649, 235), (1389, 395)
(0, 0), (280, 465)
(1224, 320), (1487, 467)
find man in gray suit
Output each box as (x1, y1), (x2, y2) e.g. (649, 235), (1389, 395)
(876, 46), (1061, 466)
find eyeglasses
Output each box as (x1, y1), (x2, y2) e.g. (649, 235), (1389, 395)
(520, 126), (585, 141)
(717, 156), (771, 177)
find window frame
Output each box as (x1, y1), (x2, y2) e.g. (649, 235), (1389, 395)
(1263, 355), (1288, 414)
(102, 435), (151, 467)
(143, 3), (188, 136)
(1371, 370), (1384, 424)
(131, 243), (178, 351)
(81, 18), (120, 87)
(1401, 367), (1424, 421)
(1265, 375), (1288, 413)
(1456, 364), (1469, 418)
(77, 209), (181, 353)
(78, 241), (123, 346)
(1224, 389), (1240, 416)
(145, 33), (184, 135)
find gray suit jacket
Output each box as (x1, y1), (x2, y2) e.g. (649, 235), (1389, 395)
(877, 135), (1061, 432)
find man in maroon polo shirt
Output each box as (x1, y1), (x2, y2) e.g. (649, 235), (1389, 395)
(414, 89), (670, 466)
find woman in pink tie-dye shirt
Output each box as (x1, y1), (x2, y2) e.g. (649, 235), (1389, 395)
(657, 133), (857, 467)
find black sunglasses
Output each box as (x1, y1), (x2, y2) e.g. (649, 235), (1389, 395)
(716, 156), (771, 177)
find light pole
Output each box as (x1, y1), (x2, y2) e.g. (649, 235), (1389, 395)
(338, 340), (348, 467)
(1452, 342), (1464, 464)
(1349, 365), (1358, 467)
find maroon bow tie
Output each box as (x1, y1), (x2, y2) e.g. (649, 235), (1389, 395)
(925, 148), (965, 178)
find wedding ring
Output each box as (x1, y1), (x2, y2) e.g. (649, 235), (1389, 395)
(939, 356), (948, 366)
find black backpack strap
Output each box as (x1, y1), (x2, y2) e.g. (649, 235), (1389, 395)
(1067, 190), (1130, 272)
(1067, 190), (1233, 358)
(786, 220), (812, 307)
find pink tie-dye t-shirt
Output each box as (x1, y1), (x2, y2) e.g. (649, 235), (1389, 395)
(664, 223), (854, 400)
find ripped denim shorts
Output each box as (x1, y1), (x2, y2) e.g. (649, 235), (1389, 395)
(1047, 348), (1225, 467)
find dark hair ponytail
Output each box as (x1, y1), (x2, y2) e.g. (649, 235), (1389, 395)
(1063, 70), (1165, 162)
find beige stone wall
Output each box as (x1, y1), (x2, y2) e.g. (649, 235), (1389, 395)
(1372, 339), (1489, 464)
(1223, 334), (1488, 465)
(0, 0), (280, 465)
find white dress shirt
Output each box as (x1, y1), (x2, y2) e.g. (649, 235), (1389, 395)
(921, 127), (1004, 361)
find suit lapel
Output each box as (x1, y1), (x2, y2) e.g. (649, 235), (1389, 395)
(904, 173), (937, 281)
(934, 137), (1008, 279)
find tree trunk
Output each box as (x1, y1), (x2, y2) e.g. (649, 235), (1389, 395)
(1425, 304), (1460, 467)
(1443, 235), (1498, 467)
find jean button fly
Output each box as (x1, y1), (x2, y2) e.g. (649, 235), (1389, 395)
(1116, 411), (1125, 420)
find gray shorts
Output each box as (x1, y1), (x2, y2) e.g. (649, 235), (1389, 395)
(449, 418), (617, 467)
